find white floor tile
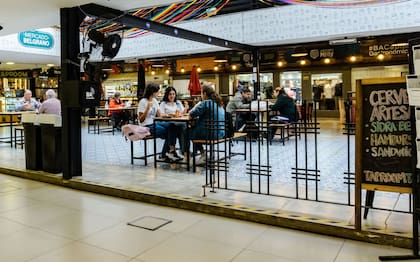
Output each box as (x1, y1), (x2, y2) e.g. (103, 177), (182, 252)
(81, 222), (173, 257)
(28, 241), (130, 262)
(182, 216), (268, 247)
(0, 216), (28, 236)
(232, 249), (298, 262)
(34, 210), (121, 240)
(0, 227), (72, 262)
(335, 239), (412, 262)
(0, 193), (43, 213)
(136, 234), (242, 262)
(247, 227), (344, 262)
(0, 202), (75, 226)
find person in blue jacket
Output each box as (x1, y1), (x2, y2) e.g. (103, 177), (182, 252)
(189, 83), (225, 165)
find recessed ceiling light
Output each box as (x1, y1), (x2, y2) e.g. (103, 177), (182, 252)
(6, 62), (15, 65)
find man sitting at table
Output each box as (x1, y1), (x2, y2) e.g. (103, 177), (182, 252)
(15, 90), (39, 112)
(38, 89), (61, 115)
(226, 86), (253, 131)
(108, 92), (129, 131)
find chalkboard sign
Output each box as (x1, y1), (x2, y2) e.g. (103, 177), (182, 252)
(356, 78), (413, 189)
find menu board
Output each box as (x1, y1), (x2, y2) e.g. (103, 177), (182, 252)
(358, 79), (413, 188)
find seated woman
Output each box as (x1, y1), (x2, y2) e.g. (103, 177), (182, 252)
(189, 83), (225, 165)
(108, 92), (129, 131)
(138, 83), (182, 162)
(269, 87), (297, 139)
(159, 86), (189, 160)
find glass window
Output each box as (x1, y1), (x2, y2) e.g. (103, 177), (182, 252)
(229, 73), (273, 99)
(280, 71), (302, 105)
(311, 73), (343, 110)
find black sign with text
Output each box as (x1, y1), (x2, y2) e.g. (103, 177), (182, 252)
(361, 83), (412, 187)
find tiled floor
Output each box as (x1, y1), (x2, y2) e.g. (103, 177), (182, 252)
(0, 118), (413, 237)
(0, 174), (412, 262)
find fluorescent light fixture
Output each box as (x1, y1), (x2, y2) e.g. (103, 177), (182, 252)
(391, 42), (408, 47)
(6, 62), (15, 65)
(329, 38), (357, 45)
(214, 55), (227, 63)
(291, 47), (308, 57)
(47, 63), (55, 67)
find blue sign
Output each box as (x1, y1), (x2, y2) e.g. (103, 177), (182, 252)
(18, 30), (54, 49)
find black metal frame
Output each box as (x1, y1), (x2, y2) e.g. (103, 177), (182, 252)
(378, 37), (420, 262)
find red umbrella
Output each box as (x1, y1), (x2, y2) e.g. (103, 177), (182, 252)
(188, 66), (201, 96)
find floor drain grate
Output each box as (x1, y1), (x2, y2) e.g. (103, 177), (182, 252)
(127, 216), (172, 231)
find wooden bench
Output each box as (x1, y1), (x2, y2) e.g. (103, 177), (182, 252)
(192, 132), (247, 172)
(14, 125), (24, 149)
(269, 123), (290, 145)
(130, 135), (155, 165)
(88, 116), (114, 135)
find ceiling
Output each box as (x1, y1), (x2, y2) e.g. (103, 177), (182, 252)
(0, 0), (184, 70)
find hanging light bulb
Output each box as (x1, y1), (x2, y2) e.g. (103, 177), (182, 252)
(214, 65), (219, 71)
(180, 67), (185, 73)
(165, 69), (170, 74)
(197, 66), (202, 73)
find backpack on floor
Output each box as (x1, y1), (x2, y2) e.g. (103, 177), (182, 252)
(121, 124), (151, 141)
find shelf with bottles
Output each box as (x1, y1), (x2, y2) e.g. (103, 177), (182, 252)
(103, 79), (138, 99)
(35, 76), (59, 89)
(4, 97), (19, 112)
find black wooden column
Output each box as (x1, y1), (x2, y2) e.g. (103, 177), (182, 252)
(252, 49), (261, 100)
(60, 7), (84, 179)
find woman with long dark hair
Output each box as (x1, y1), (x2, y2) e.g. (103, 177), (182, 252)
(159, 86), (189, 160)
(137, 83), (182, 162)
(189, 83), (225, 165)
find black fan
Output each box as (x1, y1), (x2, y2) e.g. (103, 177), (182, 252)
(102, 34), (122, 59)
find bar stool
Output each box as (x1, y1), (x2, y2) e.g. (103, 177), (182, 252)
(14, 125), (24, 149)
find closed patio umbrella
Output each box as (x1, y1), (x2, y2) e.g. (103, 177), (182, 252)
(188, 65), (201, 96)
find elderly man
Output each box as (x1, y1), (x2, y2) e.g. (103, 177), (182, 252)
(15, 89), (40, 112)
(38, 89), (61, 115)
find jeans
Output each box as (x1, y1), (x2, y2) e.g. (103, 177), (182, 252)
(161, 122), (187, 156)
(147, 122), (178, 155)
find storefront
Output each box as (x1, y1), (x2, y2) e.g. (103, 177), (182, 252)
(0, 70), (31, 112)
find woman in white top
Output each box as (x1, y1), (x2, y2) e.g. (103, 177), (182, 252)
(159, 87), (190, 160)
(159, 87), (189, 115)
(138, 83), (182, 162)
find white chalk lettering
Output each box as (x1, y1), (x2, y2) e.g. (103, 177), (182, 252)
(369, 105), (410, 121)
(364, 170), (412, 184)
(371, 146), (411, 157)
(370, 133), (411, 146)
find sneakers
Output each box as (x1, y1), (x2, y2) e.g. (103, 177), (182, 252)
(196, 154), (207, 166)
(166, 151), (183, 162)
